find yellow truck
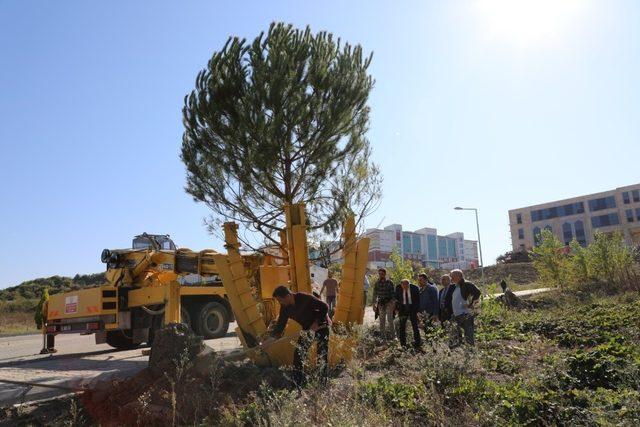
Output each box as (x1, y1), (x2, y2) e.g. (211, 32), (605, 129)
(43, 233), (260, 350)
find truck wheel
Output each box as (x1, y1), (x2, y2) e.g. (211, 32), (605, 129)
(106, 330), (138, 350)
(195, 301), (229, 339)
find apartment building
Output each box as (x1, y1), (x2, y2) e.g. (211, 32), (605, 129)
(509, 183), (640, 251)
(364, 224), (479, 270)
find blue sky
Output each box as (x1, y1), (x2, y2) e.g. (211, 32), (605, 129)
(1, 1), (639, 287)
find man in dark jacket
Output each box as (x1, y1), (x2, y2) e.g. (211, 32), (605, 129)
(271, 285), (331, 386)
(418, 273), (439, 337)
(438, 274), (455, 322)
(449, 269), (481, 347)
(395, 279), (422, 349)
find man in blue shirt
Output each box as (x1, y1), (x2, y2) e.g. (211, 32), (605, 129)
(417, 273), (439, 338)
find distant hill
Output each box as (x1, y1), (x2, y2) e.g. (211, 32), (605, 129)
(0, 273), (106, 302)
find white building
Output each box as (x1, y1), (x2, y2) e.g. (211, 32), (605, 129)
(364, 224), (479, 270)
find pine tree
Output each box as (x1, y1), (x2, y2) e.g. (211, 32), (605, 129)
(181, 23), (381, 249)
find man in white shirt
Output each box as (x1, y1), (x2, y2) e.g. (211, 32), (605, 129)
(450, 269), (481, 348)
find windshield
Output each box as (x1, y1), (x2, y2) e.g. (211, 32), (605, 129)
(132, 238), (152, 249)
(132, 235), (176, 250)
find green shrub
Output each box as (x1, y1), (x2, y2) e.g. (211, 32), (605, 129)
(360, 376), (421, 411)
(531, 230), (571, 288)
(586, 232), (636, 290)
(562, 338), (638, 390)
(451, 376), (556, 425)
(533, 230), (638, 291)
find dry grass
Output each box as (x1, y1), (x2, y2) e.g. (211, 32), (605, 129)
(0, 301), (38, 335)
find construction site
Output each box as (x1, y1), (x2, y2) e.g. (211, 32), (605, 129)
(1, 203), (377, 424)
(4, 2), (640, 426)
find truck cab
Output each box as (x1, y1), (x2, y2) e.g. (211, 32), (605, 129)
(132, 233), (177, 251)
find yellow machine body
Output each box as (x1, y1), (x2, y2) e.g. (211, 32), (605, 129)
(43, 235), (260, 349)
(215, 203), (370, 367)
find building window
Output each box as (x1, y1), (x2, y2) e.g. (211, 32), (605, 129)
(438, 238), (447, 259)
(591, 213), (620, 228)
(533, 226), (541, 246)
(544, 225), (553, 233)
(562, 223), (573, 245)
(623, 192), (630, 204)
(518, 228), (524, 239)
(427, 235), (437, 261)
(402, 234), (411, 252)
(412, 235), (422, 253)
(633, 190), (640, 203)
(574, 220), (586, 246)
(448, 240), (457, 257)
(531, 202), (584, 222)
(516, 213), (522, 224)
(636, 208), (640, 222)
(627, 209), (634, 223)
(588, 196), (617, 212)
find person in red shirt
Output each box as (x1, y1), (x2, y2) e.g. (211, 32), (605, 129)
(271, 285), (331, 386)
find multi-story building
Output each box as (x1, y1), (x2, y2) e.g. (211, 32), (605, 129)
(364, 224), (479, 270)
(509, 183), (640, 251)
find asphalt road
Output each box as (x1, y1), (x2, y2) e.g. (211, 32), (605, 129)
(0, 287), (550, 407)
(0, 323), (243, 406)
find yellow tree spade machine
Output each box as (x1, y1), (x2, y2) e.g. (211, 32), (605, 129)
(213, 203), (370, 366)
(42, 203), (369, 367)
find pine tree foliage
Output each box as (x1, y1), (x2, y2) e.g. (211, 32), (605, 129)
(181, 23), (381, 249)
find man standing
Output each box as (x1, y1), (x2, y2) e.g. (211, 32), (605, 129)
(449, 269), (481, 347)
(372, 268), (396, 341)
(320, 272), (339, 315)
(395, 279), (422, 350)
(438, 274), (454, 323)
(417, 273), (439, 337)
(271, 286), (330, 386)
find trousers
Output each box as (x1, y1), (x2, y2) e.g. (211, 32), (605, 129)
(452, 313), (475, 347)
(293, 327), (330, 386)
(378, 300), (396, 340)
(397, 309), (422, 348)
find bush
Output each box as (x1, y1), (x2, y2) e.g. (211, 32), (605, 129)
(562, 338), (639, 390)
(531, 230), (571, 288)
(586, 232), (636, 290)
(533, 231), (639, 291)
(360, 376), (421, 411)
(387, 247), (415, 284)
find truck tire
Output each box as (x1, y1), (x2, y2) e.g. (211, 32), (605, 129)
(195, 301), (229, 339)
(106, 330), (138, 350)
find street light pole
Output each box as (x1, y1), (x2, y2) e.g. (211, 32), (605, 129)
(454, 207), (485, 285)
